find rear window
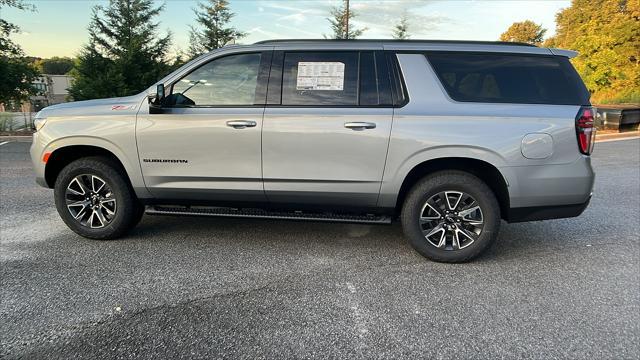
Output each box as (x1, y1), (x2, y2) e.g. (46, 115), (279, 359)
(426, 53), (590, 105)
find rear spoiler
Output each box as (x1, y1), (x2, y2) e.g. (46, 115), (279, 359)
(549, 48), (578, 58)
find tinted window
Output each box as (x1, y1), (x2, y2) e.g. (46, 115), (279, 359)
(427, 53), (590, 105)
(387, 52), (407, 106)
(282, 52), (359, 106)
(358, 52), (379, 106)
(172, 53), (261, 106)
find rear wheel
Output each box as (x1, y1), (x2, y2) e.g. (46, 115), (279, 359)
(54, 157), (139, 240)
(401, 171), (500, 262)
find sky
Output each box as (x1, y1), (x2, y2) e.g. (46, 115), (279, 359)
(3, 0), (571, 58)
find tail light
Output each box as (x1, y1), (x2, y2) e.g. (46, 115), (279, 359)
(575, 106), (596, 155)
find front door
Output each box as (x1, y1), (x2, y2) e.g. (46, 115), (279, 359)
(137, 51), (271, 203)
(262, 50), (394, 208)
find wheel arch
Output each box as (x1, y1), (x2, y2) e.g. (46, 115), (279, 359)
(394, 157), (510, 219)
(44, 144), (133, 190)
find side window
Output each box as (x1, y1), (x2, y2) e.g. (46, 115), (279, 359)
(281, 52), (359, 106)
(171, 53), (262, 106)
(359, 52), (379, 106)
(427, 53), (590, 105)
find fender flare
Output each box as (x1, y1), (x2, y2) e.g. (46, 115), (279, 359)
(379, 145), (510, 209)
(42, 136), (151, 198)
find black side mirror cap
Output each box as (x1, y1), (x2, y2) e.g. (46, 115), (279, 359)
(156, 84), (165, 100)
(149, 84), (165, 114)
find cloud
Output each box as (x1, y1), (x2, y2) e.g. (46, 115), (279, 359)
(274, 23), (320, 37)
(258, 1), (331, 15)
(350, 0), (450, 36)
(247, 26), (283, 39)
(278, 11), (309, 24)
(258, 0), (449, 38)
(255, 1), (335, 28)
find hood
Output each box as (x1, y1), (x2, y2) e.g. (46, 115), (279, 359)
(37, 94), (146, 119)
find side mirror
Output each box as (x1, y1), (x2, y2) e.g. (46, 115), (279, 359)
(156, 84), (165, 101)
(149, 84), (165, 114)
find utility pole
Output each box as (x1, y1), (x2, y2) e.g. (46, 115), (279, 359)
(345, 0), (350, 39)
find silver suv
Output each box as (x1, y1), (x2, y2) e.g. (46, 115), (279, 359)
(30, 40), (596, 262)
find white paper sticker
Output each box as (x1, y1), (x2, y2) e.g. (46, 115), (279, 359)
(296, 62), (345, 91)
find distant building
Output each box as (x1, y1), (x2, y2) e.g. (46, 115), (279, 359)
(30, 75), (73, 111)
(0, 75), (72, 114)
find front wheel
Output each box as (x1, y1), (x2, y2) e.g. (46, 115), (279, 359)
(54, 157), (139, 240)
(401, 171), (501, 263)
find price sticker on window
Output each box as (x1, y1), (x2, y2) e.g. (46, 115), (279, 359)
(296, 62), (345, 91)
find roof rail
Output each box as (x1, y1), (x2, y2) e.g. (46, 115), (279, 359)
(253, 39), (538, 47)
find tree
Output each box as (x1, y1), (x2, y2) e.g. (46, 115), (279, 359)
(168, 48), (188, 72)
(499, 20), (547, 45)
(326, 0), (367, 39)
(36, 57), (75, 75)
(188, 0), (245, 58)
(392, 15), (410, 40)
(68, 0), (172, 100)
(67, 43), (126, 101)
(545, 0), (639, 104)
(0, 0), (40, 105)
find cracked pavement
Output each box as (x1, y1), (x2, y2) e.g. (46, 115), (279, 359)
(1, 138), (639, 359)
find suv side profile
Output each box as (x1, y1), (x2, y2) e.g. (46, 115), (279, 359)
(30, 40), (596, 262)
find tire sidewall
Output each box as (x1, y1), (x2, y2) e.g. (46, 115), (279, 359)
(54, 158), (135, 239)
(401, 172), (500, 262)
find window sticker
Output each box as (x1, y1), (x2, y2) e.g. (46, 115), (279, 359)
(296, 62), (345, 91)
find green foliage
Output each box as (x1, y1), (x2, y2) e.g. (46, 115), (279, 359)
(188, 0), (245, 58)
(36, 56), (75, 75)
(68, 0), (172, 100)
(545, 0), (640, 104)
(500, 20), (547, 45)
(67, 44), (126, 101)
(392, 15), (410, 40)
(0, 0), (40, 105)
(326, 0), (367, 39)
(167, 49), (188, 72)
(0, 56), (40, 105)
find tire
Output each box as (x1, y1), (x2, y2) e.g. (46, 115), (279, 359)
(400, 170), (500, 263)
(54, 156), (139, 240)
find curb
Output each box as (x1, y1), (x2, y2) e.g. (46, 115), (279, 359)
(0, 135), (33, 143)
(595, 132), (639, 142)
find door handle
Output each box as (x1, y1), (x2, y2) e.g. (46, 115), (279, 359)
(344, 122), (376, 130)
(226, 120), (257, 129)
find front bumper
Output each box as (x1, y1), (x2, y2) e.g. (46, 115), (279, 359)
(30, 132), (48, 188)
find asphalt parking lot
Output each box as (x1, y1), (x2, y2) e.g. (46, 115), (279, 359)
(1, 138), (639, 359)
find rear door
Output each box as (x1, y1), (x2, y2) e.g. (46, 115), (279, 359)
(262, 50), (394, 208)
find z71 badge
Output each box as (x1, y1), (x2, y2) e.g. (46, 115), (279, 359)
(111, 105), (134, 110)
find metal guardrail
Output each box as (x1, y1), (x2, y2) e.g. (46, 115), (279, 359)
(595, 105), (640, 131)
(0, 112), (35, 132)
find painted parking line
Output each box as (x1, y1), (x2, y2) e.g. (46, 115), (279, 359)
(0, 141), (11, 146)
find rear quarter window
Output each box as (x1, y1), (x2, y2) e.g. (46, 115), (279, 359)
(426, 53), (590, 105)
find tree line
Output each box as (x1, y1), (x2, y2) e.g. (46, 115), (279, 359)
(1, 0), (638, 105)
(499, 0), (639, 104)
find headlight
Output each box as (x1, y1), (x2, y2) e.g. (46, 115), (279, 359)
(33, 112), (47, 131)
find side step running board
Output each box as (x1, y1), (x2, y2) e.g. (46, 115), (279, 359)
(145, 206), (392, 225)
